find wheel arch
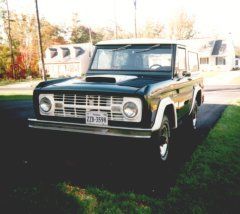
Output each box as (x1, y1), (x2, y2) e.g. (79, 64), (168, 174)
(189, 86), (202, 114)
(164, 104), (176, 129)
(152, 97), (177, 132)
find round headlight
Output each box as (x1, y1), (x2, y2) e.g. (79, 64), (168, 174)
(123, 102), (138, 118)
(40, 97), (52, 112)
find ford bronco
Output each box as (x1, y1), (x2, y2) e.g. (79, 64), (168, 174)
(29, 39), (204, 161)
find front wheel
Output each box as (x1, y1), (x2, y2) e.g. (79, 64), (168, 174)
(151, 115), (171, 162)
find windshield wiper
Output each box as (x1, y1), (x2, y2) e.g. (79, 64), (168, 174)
(111, 44), (132, 51)
(135, 44), (161, 53)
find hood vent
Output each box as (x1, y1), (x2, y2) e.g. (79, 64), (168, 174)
(85, 76), (116, 83)
(85, 75), (137, 83)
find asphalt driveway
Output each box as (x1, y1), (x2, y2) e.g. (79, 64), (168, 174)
(0, 84), (239, 197)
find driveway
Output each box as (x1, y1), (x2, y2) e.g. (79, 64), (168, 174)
(0, 80), (40, 95)
(0, 79), (239, 197)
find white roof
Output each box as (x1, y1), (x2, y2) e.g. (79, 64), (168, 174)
(96, 38), (185, 46)
(47, 43), (91, 49)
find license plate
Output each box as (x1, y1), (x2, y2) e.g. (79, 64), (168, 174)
(86, 111), (108, 126)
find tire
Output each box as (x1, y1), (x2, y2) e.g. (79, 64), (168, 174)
(185, 102), (198, 130)
(151, 115), (171, 162)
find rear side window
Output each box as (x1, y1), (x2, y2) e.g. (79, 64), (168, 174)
(175, 48), (186, 72)
(188, 52), (199, 72)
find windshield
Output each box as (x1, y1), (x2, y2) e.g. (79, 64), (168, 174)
(90, 45), (173, 73)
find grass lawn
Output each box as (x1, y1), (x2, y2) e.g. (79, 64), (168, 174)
(2, 100), (240, 213)
(0, 79), (25, 86)
(163, 100), (240, 213)
(0, 78), (37, 86)
(0, 95), (32, 101)
(0, 78), (43, 86)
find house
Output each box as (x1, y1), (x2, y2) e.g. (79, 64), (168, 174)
(181, 37), (236, 71)
(44, 43), (94, 78)
(234, 56), (240, 69)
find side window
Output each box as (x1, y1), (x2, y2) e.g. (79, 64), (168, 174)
(175, 48), (186, 73)
(216, 57), (226, 65)
(200, 57), (209, 64)
(188, 52), (199, 72)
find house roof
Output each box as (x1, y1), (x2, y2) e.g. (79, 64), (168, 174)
(180, 38), (231, 57)
(212, 40), (227, 55)
(47, 43), (91, 49)
(44, 43), (93, 64)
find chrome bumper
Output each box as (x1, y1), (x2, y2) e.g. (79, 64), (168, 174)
(28, 119), (152, 139)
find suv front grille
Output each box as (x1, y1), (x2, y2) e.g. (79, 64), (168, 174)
(53, 94), (125, 121)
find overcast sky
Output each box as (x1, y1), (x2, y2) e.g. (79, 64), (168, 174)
(7, 0), (240, 45)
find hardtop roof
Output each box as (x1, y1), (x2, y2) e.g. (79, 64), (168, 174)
(96, 38), (186, 46)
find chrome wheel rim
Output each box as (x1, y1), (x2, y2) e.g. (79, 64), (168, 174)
(159, 125), (169, 159)
(160, 143), (168, 157)
(192, 111), (197, 129)
(193, 118), (197, 127)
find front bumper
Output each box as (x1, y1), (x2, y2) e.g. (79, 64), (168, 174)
(28, 118), (152, 139)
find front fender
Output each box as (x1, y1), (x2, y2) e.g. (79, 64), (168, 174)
(151, 97), (177, 131)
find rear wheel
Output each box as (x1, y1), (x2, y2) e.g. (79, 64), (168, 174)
(185, 102), (198, 130)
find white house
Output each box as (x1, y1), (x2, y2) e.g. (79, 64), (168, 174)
(234, 57), (240, 69)
(44, 43), (94, 78)
(181, 37), (236, 72)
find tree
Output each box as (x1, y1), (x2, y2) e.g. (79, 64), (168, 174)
(95, 27), (115, 41)
(41, 18), (67, 50)
(169, 11), (195, 40)
(70, 13), (103, 44)
(1, 0), (15, 78)
(139, 20), (164, 38)
(2, 13), (67, 78)
(0, 44), (10, 77)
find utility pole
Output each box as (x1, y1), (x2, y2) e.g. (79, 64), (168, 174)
(114, 0), (118, 39)
(34, 0), (46, 81)
(88, 27), (92, 44)
(5, 0), (15, 78)
(133, 0), (137, 38)
(88, 27), (93, 57)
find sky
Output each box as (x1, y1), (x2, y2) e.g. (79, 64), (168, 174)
(6, 0), (240, 46)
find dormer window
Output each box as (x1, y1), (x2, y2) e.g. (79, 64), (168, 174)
(61, 48), (70, 57)
(49, 48), (58, 58)
(74, 47), (84, 57)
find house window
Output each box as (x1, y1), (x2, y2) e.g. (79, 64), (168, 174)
(236, 60), (239, 66)
(216, 57), (226, 65)
(188, 52), (199, 72)
(200, 57), (209, 64)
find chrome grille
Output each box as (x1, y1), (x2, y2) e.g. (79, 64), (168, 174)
(53, 94), (124, 121)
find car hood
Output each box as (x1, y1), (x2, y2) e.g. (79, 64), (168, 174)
(36, 75), (170, 95)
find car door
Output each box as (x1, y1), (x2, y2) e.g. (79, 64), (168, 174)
(172, 46), (194, 120)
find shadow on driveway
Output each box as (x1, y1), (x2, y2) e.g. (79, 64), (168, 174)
(0, 100), (227, 197)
